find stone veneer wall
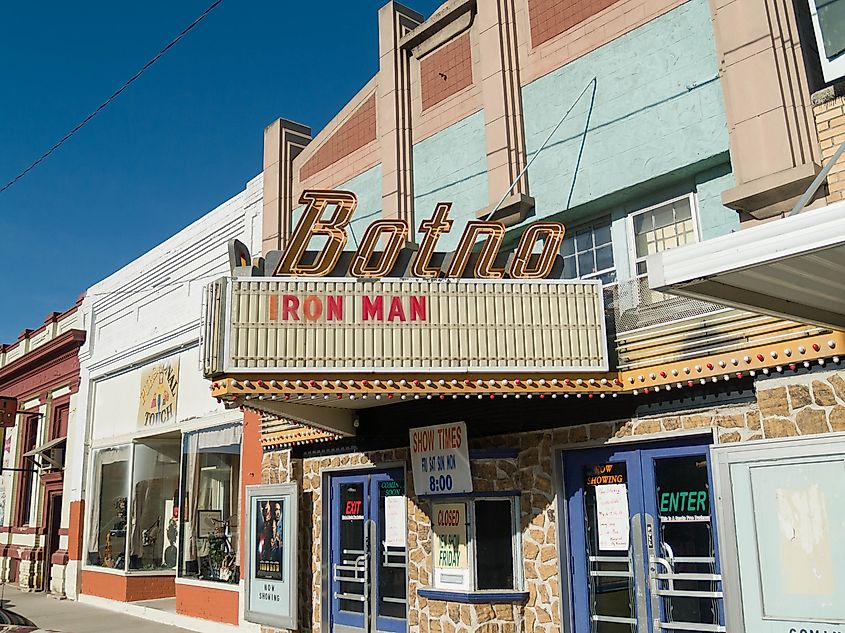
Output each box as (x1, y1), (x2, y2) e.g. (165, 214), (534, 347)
(258, 369), (845, 633)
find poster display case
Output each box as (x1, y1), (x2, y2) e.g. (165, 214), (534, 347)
(244, 483), (298, 628)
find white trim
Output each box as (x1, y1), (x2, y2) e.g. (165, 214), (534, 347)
(650, 198), (845, 284)
(647, 198), (845, 329)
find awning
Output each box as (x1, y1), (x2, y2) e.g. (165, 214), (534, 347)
(648, 201), (845, 330)
(23, 436), (65, 470)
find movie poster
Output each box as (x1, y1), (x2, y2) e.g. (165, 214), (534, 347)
(255, 499), (284, 580)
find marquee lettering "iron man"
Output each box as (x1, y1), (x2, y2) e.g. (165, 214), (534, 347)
(273, 190), (565, 279)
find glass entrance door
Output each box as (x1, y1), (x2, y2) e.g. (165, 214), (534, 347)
(329, 469), (407, 633)
(563, 440), (724, 633)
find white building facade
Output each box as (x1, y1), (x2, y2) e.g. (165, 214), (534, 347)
(60, 175), (262, 631)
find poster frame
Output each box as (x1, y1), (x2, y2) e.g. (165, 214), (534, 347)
(244, 482), (299, 629)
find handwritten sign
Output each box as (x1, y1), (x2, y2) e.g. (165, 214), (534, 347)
(410, 422), (472, 496)
(137, 358), (180, 427)
(595, 483), (630, 552)
(432, 502), (470, 590)
(384, 495), (407, 547)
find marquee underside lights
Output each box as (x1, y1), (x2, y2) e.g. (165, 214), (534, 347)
(210, 332), (845, 404)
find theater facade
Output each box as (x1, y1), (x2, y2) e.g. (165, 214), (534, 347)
(201, 1), (845, 633)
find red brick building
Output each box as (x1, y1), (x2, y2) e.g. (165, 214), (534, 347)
(0, 298), (84, 591)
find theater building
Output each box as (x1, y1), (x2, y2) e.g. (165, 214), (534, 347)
(0, 301), (85, 593)
(200, 0), (845, 632)
(63, 175), (263, 630)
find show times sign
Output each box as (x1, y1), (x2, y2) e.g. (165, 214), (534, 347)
(410, 422), (472, 496)
(245, 484), (298, 629)
(137, 358), (180, 427)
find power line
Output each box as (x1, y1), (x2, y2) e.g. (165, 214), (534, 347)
(0, 0), (224, 196)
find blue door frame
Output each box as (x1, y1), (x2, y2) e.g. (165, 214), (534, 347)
(563, 437), (724, 633)
(329, 469), (407, 633)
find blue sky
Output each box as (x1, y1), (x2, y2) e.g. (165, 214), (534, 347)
(0, 0), (442, 343)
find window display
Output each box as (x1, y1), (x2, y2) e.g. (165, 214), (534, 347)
(87, 446), (131, 569)
(129, 439), (181, 570)
(180, 424), (242, 584)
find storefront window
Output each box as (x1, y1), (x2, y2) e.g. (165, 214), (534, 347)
(87, 445), (131, 569)
(180, 424), (242, 584)
(129, 439), (181, 571)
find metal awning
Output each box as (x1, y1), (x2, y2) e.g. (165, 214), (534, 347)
(23, 436), (65, 470)
(648, 201), (845, 330)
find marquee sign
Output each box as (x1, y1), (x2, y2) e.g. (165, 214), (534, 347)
(202, 190), (609, 376)
(203, 277), (608, 374)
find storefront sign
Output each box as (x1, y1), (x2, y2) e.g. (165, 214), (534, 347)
(245, 483), (298, 629)
(432, 502), (470, 590)
(206, 277), (608, 374)
(658, 488), (709, 522)
(595, 484), (630, 551)
(380, 480), (407, 547)
(410, 422), (472, 496)
(257, 191), (565, 280)
(585, 462), (627, 486)
(137, 358), (180, 427)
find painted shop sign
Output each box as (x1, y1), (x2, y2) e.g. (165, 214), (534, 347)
(245, 483), (298, 629)
(410, 422), (472, 496)
(432, 501), (470, 590)
(137, 358), (180, 427)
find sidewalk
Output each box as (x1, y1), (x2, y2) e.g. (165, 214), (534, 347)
(0, 586), (193, 633)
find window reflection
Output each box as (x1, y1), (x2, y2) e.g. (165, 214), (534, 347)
(179, 424), (242, 584)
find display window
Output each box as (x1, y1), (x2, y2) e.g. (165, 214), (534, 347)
(179, 423), (242, 584)
(87, 445), (131, 569)
(129, 439), (181, 570)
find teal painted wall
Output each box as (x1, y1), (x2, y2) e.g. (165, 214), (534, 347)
(522, 0), (734, 237)
(342, 163), (383, 247)
(291, 163), (383, 253)
(696, 163), (737, 240)
(412, 111), (488, 251)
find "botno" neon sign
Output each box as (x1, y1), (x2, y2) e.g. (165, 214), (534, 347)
(255, 190), (566, 280)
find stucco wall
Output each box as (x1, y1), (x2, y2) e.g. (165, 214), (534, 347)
(521, 0), (731, 226)
(412, 111), (489, 250)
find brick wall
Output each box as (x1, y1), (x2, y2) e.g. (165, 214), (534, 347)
(299, 94), (377, 181)
(528, 0), (623, 48)
(812, 86), (845, 203)
(420, 33), (473, 111)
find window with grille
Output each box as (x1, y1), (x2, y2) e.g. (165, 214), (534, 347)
(561, 218), (616, 286)
(629, 194), (698, 306)
(631, 195), (698, 277)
